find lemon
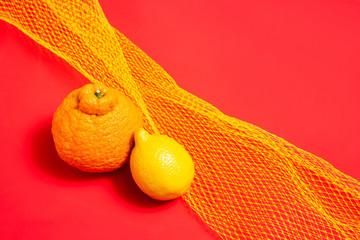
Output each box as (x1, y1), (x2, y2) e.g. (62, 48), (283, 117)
(130, 128), (195, 201)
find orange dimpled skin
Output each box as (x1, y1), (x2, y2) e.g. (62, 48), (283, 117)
(51, 82), (144, 172)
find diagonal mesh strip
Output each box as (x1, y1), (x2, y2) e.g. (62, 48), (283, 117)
(1, 0), (359, 239)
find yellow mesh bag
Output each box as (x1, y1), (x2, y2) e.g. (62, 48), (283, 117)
(1, 0), (359, 239)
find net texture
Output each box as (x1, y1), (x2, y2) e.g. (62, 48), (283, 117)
(1, 0), (359, 239)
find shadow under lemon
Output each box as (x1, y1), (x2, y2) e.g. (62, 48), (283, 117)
(30, 118), (168, 208)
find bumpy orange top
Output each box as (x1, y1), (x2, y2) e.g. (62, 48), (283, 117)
(52, 82), (144, 172)
(78, 83), (119, 115)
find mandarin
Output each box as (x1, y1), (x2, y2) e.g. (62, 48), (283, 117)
(52, 82), (143, 172)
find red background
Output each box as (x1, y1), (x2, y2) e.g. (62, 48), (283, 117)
(1, 0), (359, 239)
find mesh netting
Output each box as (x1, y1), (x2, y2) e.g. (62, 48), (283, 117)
(1, 0), (359, 239)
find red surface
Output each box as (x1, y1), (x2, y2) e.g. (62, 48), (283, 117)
(1, 0), (360, 239)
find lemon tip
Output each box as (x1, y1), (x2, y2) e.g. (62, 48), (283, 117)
(135, 128), (150, 143)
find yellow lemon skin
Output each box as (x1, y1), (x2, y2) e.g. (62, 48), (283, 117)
(130, 128), (195, 201)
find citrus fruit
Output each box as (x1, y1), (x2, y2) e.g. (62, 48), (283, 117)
(52, 82), (143, 172)
(130, 128), (195, 201)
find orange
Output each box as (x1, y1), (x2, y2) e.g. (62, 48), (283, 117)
(51, 82), (143, 172)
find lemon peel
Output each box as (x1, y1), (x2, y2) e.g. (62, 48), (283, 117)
(130, 128), (195, 201)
